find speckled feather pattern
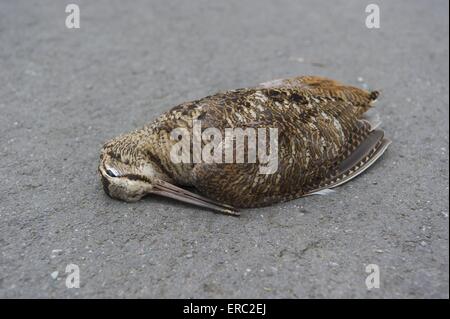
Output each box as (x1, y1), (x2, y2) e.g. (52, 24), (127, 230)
(100, 76), (387, 208)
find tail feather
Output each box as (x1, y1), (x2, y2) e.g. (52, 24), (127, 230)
(369, 90), (380, 101)
(355, 90), (380, 118)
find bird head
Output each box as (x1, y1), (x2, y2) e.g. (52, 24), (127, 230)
(98, 134), (162, 202)
(98, 133), (238, 215)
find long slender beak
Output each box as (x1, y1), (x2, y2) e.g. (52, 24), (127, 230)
(150, 180), (240, 216)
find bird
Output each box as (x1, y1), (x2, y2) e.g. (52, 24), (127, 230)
(98, 76), (391, 216)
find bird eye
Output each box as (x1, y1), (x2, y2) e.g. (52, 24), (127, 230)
(106, 169), (118, 177)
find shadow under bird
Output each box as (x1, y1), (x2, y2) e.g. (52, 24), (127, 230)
(99, 76), (391, 216)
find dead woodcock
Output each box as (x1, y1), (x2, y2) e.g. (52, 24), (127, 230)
(99, 76), (391, 215)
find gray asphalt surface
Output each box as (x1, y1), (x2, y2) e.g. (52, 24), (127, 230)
(0, 0), (448, 298)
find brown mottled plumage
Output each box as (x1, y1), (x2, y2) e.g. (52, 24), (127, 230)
(98, 76), (391, 215)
